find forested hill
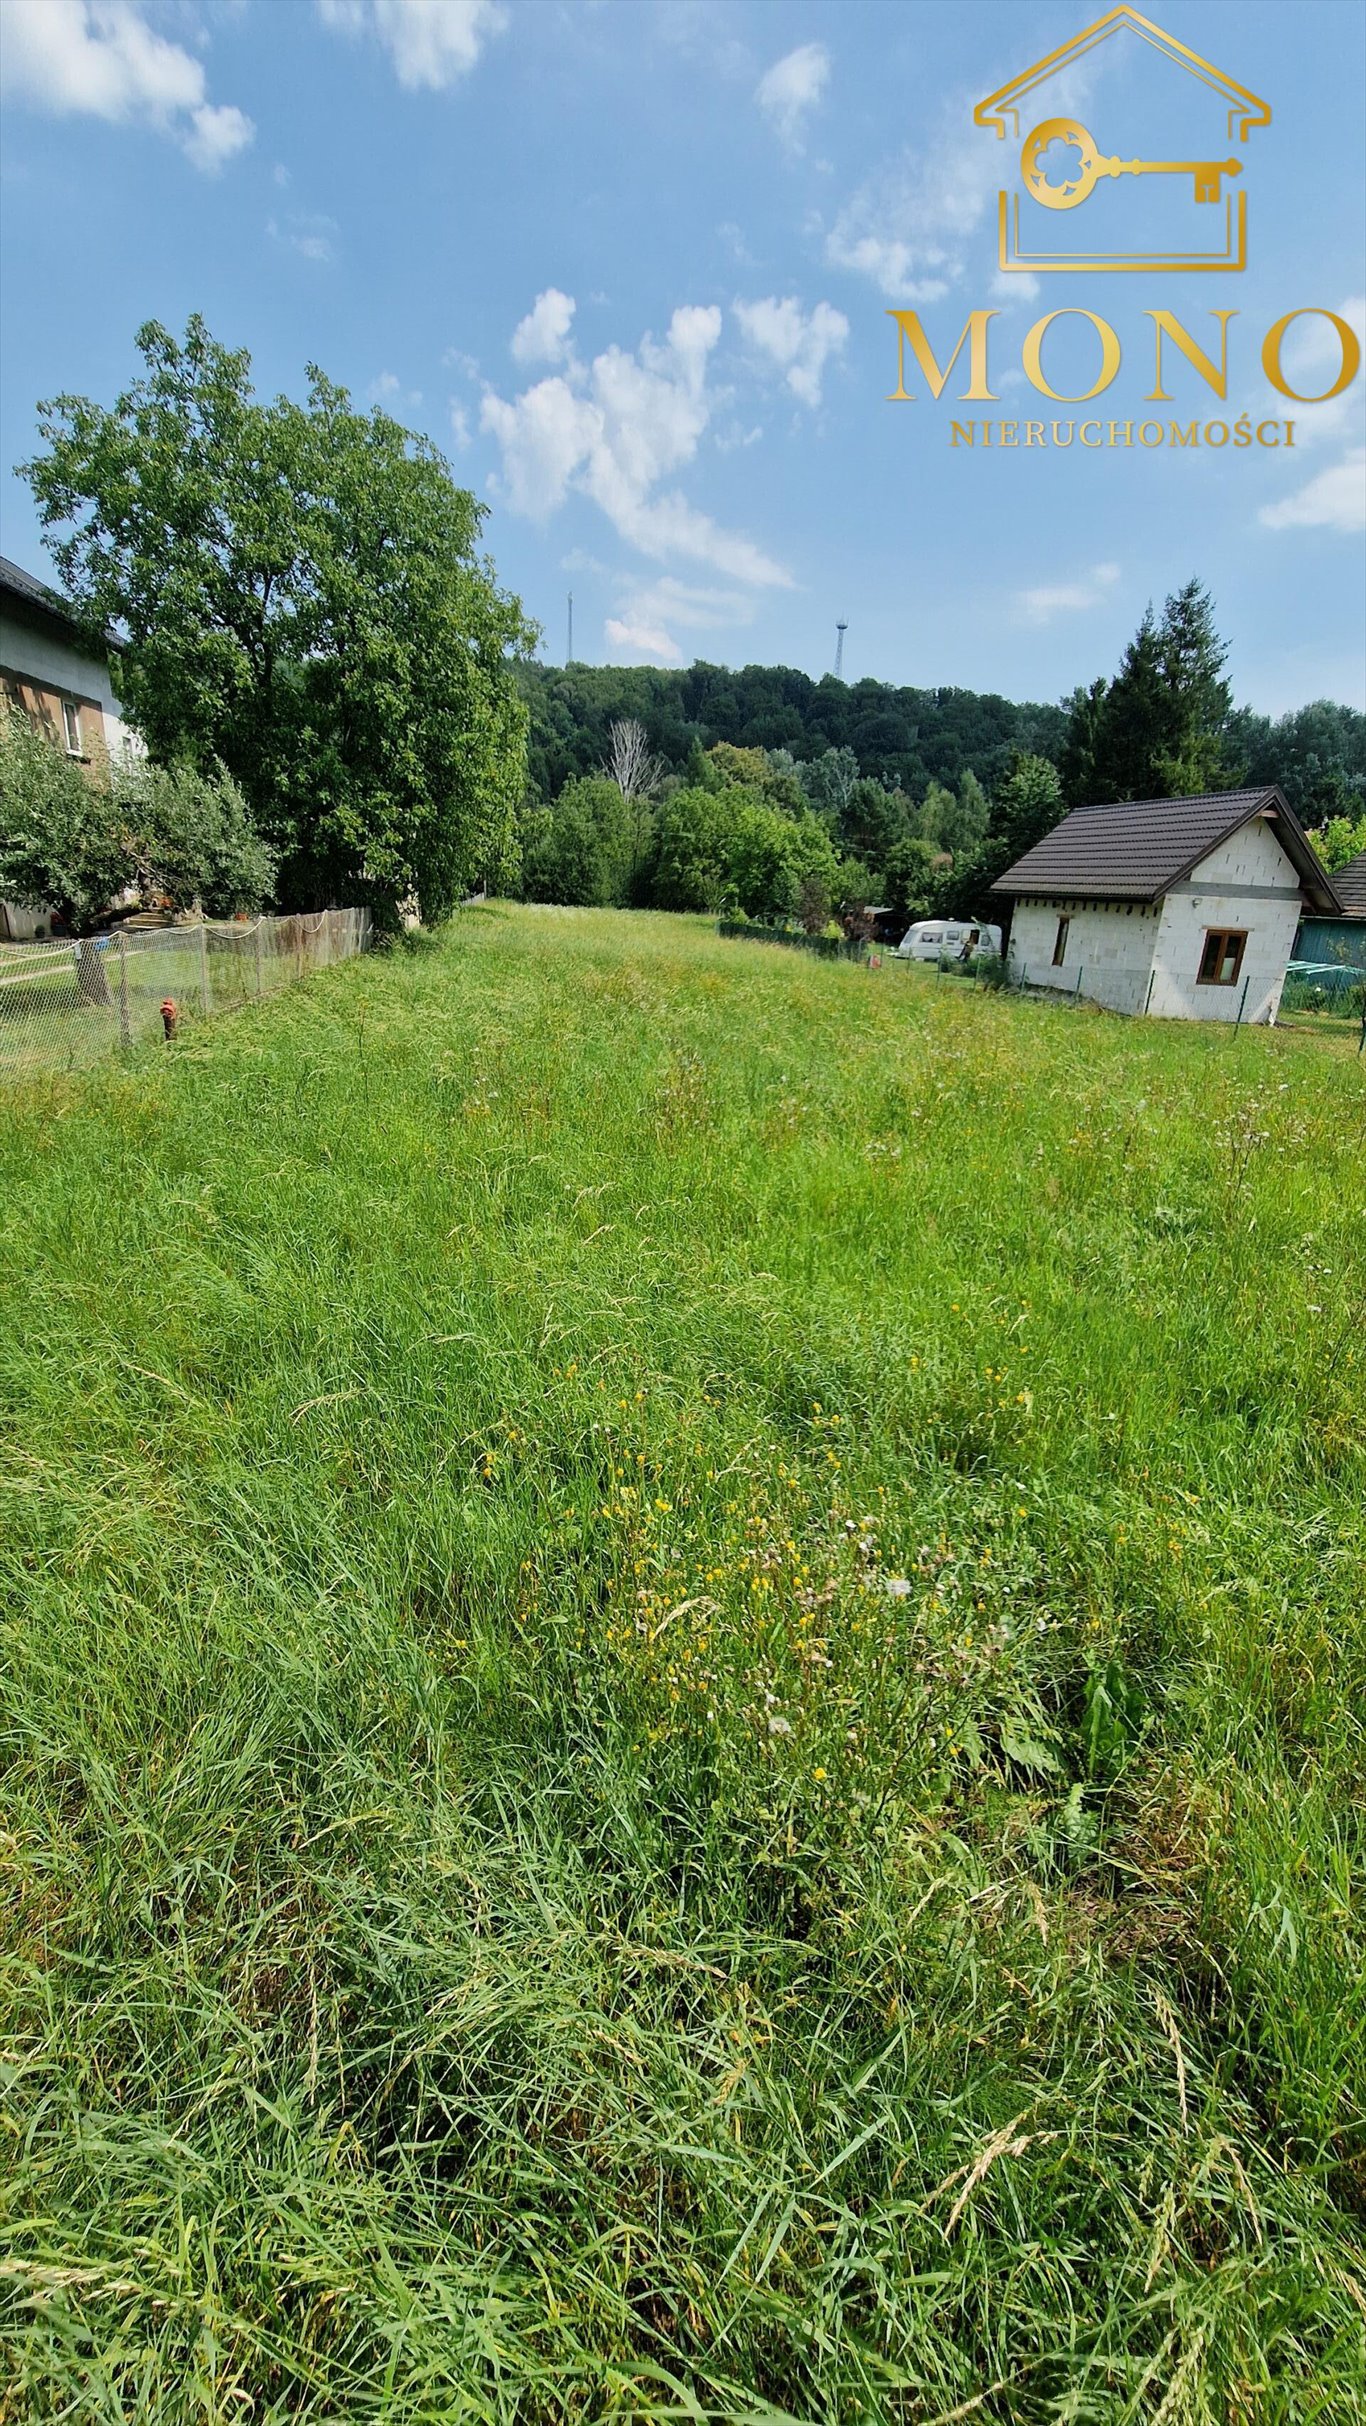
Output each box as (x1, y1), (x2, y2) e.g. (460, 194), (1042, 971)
(520, 661), (1069, 804)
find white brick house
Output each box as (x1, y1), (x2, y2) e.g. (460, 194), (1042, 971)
(992, 789), (1342, 1023)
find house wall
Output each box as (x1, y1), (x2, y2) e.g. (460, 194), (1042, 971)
(1295, 914), (1366, 970)
(0, 901), (56, 942)
(1151, 816), (1303, 1022)
(0, 666), (110, 768)
(1006, 897), (1159, 1014)
(0, 608), (130, 758)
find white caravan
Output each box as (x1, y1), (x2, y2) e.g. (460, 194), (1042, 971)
(897, 918), (1002, 963)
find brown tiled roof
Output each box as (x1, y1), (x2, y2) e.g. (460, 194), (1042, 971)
(1330, 847), (1366, 916)
(992, 788), (1341, 915)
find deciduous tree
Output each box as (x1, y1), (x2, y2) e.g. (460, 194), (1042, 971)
(22, 316), (536, 923)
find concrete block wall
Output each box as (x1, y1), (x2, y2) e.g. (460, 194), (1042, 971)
(1006, 898), (1159, 1014)
(1151, 817), (1305, 1023)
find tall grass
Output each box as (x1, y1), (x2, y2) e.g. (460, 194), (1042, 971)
(1, 905), (1363, 2423)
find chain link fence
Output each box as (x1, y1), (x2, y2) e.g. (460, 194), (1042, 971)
(1004, 960), (1153, 1015)
(1276, 959), (1366, 1045)
(717, 919), (868, 964)
(0, 908), (371, 1077)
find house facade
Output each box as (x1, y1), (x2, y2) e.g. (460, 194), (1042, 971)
(993, 789), (1341, 1023)
(1, 555), (132, 941)
(1295, 848), (1366, 969)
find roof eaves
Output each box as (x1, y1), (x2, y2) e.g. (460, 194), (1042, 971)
(990, 790), (1344, 913)
(1159, 786), (1281, 894)
(0, 556), (123, 656)
(1247, 788), (1343, 915)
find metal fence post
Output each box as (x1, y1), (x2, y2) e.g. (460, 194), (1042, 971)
(197, 920), (210, 1015)
(255, 921), (264, 999)
(1235, 974), (1249, 1029)
(1143, 968), (1155, 1017)
(118, 931), (131, 1049)
(1075, 964), (1083, 999)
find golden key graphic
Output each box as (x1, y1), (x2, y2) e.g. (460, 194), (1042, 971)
(1021, 116), (1242, 208)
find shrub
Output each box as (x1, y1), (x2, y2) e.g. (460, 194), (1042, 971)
(114, 756), (275, 917)
(0, 707), (129, 933)
(0, 709), (274, 930)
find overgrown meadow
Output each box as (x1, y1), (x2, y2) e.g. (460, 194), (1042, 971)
(1, 907), (1363, 2423)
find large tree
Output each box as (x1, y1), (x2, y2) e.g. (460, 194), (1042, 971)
(935, 753), (1067, 922)
(1226, 698), (1366, 826)
(22, 316), (536, 921)
(1068, 580), (1233, 804)
(521, 776), (633, 908)
(652, 783), (838, 921)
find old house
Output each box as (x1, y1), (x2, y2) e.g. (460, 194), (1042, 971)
(1, 554), (133, 941)
(992, 789), (1341, 1022)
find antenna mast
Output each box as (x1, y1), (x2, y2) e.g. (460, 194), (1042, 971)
(834, 620), (848, 680)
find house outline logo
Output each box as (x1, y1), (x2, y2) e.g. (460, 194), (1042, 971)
(975, 6), (1271, 275)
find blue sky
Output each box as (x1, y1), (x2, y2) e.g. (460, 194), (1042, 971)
(1, 0), (1362, 715)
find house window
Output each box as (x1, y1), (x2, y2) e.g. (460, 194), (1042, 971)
(1052, 914), (1070, 966)
(1198, 929), (1247, 986)
(62, 700), (83, 755)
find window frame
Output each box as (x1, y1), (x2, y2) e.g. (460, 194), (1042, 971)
(61, 699), (83, 756)
(1197, 928), (1248, 987)
(1051, 914), (1070, 967)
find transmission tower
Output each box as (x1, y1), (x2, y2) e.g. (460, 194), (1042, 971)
(834, 620), (848, 680)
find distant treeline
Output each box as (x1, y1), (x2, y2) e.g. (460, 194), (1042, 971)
(520, 629), (1366, 834)
(520, 661), (1068, 807)
(511, 583), (1366, 931)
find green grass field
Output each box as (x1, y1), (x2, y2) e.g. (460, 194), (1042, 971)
(2, 905), (1363, 2424)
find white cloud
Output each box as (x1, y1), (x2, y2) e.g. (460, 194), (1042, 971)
(604, 573), (759, 663)
(511, 288), (576, 367)
(733, 295), (848, 408)
(482, 300), (792, 590)
(317, 0), (506, 90)
(368, 369), (424, 409)
(1259, 450), (1366, 535)
(827, 63), (1094, 300)
(604, 617), (684, 665)
(717, 220), (758, 268)
(1018, 563), (1121, 624)
(991, 269), (1040, 305)
(755, 42), (828, 148)
(0, 0), (253, 170)
(183, 101), (253, 172)
(481, 375), (600, 518)
(448, 402), (472, 449)
(267, 212), (338, 263)
(655, 1), (751, 84)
